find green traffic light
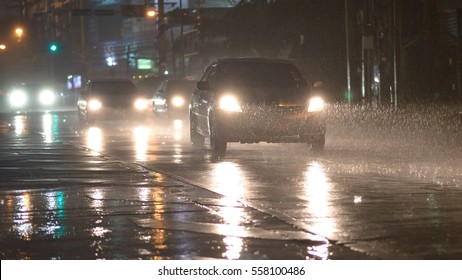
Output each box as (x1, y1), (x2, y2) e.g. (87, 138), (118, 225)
(50, 44), (58, 52)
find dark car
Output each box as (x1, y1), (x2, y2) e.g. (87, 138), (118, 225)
(77, 79), (152, 123)
(2, 82), (59, 113)
(189, 58), (326, 158)
(152, 79), (197, 119)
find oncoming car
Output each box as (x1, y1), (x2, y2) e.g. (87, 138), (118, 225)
(189, 58), (326, 158)
(77, 79), (151, 123)
(3, 82), (59, 113)
(152, 79), (197, 119)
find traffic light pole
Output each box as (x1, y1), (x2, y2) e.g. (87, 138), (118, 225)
(49, 47), (56, 85)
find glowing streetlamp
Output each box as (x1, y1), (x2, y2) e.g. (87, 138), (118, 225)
(0, 44), (6, 51)
(15, 28), (23, 37)
(15, 27), (24, 42)
(146, 9), (156, 17)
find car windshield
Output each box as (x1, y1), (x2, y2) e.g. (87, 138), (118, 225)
(220, 61), (303, 89)
(92, 81), (138, 95)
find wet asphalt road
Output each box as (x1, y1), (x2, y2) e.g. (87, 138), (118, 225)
(1, 107), (462, 259)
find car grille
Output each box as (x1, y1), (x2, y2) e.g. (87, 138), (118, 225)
(244, 105), (305, 119)
(101, 98), (135, 108)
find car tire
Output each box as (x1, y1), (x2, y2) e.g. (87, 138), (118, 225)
(309, 135), (325, 151)
(209, 116), (227, 158)
(190, 115), (205, 148)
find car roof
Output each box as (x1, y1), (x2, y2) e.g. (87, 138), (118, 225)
(6, 81), (55, 87)
(216, 57), (295, 65)
(165, 79), (197, 84)
(88, 78), (134, 83)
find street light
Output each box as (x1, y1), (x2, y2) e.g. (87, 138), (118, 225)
(0, 44), (6, 51)
(146, 9), (156, 17)
(15, 27), (24, 42)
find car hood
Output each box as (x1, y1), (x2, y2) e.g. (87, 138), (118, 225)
(90, 93), (145, 107)
(225, 87), (309, 106)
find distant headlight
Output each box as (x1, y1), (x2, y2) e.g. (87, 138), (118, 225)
(307, 97), (325, 112)
(171, 96), (185, 107)
(88, 99), (102, 111)
(134, 98), (150, 110)
(39, 89), (56, 106)
(9, 90), (27, 108)
(219, 95), (242, 112)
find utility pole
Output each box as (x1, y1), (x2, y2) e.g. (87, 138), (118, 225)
(392, 0), (400, 110)
(79, 0), (86, 62)
(361, 0), (373, 106)
(47, 0), (55, 83)
(157, 0), (167, 75)
(179, 0), (185, 76)
(344, 0), (352, 104)
(126, 44), (131, 76)
(457, 8), (462, 101)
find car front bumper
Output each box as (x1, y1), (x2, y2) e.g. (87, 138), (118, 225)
(215, 109), (326, 143)
(85, 107), (151, 121)
(154, 104), (188, 118)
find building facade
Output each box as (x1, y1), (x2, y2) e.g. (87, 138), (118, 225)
(1, 0), (237, 88)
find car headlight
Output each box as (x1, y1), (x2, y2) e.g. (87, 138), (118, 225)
(39, 89), (56, 106)
(171, 96), (185, 107)
(9, 90), (27, 108)
(134, 98), (150, 110)
(88, 99), (102, 111)
(219, 95), (242, 112)
(307, 97), (325, 112)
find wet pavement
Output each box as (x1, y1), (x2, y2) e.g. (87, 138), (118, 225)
(0, 112), (364, 259)
(1, 106), (462, 259)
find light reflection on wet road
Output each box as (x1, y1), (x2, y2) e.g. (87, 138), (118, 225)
(1, 110), (462, 259)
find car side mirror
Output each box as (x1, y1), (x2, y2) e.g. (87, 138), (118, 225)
(197, 81), (211, 91)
